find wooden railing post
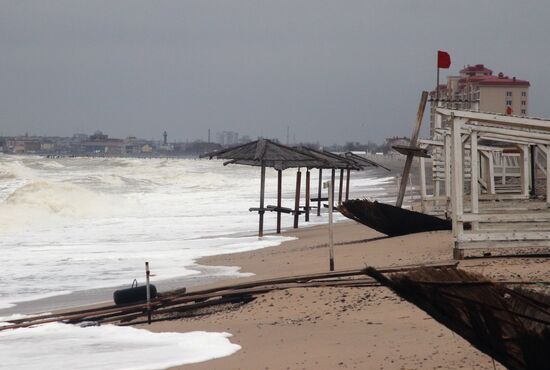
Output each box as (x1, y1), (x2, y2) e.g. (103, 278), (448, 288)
(294, 169), (302, 228)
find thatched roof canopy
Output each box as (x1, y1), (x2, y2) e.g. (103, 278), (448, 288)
(293, 146), (361, 170)
(343, 152), (390, 171)
(200, 139), (327, 170)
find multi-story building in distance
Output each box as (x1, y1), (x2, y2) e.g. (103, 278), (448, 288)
(431, 64), (530, 134)
(215, 131), (239, 147)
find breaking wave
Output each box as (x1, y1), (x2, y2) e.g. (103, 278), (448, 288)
(6, 181), (119, 216)
(0, 181), (129, 232)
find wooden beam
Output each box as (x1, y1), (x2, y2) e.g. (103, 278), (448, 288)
(436, 108), (550, 131)
(396, 91), (429, 207)
(463, 124), (550, 143)
(459, 231), (550, 242)
(478, 132), (550, 146)
(457, 212), (550, 222)
(457, 240), (550, 250)
(0, 261), (459, 331)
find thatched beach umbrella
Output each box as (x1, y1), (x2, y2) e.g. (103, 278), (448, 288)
(201, 139), (327, 236)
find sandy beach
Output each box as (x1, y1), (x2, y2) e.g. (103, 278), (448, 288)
(138, 221), (549, 370)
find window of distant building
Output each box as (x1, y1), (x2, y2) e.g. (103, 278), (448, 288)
(522, 109), (527, 114)
(506, 91), (512, 97)
(522, 91), (527, 97)
(506, 100), (512, 105)
(521, 100), (526, 105)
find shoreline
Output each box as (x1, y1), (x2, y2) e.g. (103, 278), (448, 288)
(3, 174), (548, 368)
(0, 221), (337, 316)
(0, 155), (404, 317)
(138, 221), (549, 370)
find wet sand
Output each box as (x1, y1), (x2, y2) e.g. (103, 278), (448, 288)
(139, 221), (549, 369)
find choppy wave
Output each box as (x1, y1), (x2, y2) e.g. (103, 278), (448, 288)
(6, 181), (119, 215)
(0, 154), (392, 310)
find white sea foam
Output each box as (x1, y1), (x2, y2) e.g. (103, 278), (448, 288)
(0, 155), (391, 309)
(0, 154), (393, 368)
(0, 323), (240, 369)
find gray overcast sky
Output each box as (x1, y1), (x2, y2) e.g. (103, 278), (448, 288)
(1, 1), (549, 144)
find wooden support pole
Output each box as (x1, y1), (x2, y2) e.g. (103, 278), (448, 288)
(338, 168), (344, 205)
(145, 262), (151, 325)
(487, 151), (495, 195)
(294, 169), (302, 228)
(305, 170), (311, 222)
(451, 116), (465, 259)
(317, 168), (322, 216)
(502, 154), (507, 185)
(530, 145), (536, 197)
(419, 156), (427, 213)
(345, 168), (351, 201)
(546, 146), (550, 205)
(470, 131), (479, 231)
(324, 180), (335, 271)
(259, 164), (266, 237)
(277, 169), (282, 233)
(331, 169), (336, 208)
(444, 133), (451, 197)
(520, 145), (529, 197)
(396, 91), (429, 208)
(484, 151), (496, 195)
(434, 139), (440, 198)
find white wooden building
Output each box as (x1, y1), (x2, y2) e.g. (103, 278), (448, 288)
(419, 108), (550, 259)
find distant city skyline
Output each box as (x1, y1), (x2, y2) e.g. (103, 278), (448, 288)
(1, 1), (549, 144)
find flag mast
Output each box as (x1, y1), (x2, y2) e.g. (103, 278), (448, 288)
(436, 57), (440, 101)
(436, 51), (451, 103)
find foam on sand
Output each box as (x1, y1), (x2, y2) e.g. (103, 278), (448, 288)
(0, 323), (240, 370)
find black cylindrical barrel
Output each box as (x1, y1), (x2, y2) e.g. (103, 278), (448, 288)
(113, 284), (157, 305)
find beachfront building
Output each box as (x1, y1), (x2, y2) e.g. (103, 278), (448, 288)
(430, 64), (530, 135)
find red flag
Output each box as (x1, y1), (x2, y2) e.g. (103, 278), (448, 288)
(437, 50), (451, 69)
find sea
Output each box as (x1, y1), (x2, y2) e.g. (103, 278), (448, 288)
(0, 154), (396, 369)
